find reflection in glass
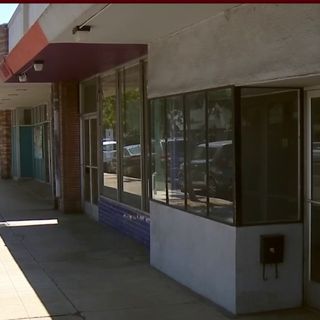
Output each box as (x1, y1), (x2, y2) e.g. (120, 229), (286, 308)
(91, 119), (97, 167)
(84, 167), (90, 202)
(84, 120), (90, 166)
(166, 96), (185, 209)
(92, 168), (98, 205)
(150, 99), (166, 203)
(101, 73), (118, 200)
(83, 80), (97, 113)
(121, 65), (142, 209)
(311, 205), (320, 282)
(311, 98), (320, 202)
(311, 98), (320, 283)
(241, 88), (299, 224)
(185, 92), (207, 216)
(207, 88), (234, 223)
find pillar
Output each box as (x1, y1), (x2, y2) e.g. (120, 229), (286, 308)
(0, 110), (12, 179)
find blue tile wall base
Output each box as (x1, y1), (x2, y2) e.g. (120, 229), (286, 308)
(99, 197), (150, 248)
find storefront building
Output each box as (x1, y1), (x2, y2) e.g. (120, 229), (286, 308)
(0, 3), (319, 315)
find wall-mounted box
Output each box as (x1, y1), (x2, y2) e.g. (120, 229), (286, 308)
(260, 234), (284, 265)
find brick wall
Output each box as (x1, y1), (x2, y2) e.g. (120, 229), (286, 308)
(99, 197), (150, 247)
(57, 82), (81, 213)
(0, 24), (8, 58)
(0, 110), (11, 179)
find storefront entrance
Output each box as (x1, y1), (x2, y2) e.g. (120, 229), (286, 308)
(305, 90), (320, 309)
(82, 115), (98, 219)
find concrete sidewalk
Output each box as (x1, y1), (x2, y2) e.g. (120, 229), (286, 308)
(0, 180), (319, 320)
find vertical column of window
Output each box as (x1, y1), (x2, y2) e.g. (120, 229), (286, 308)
(185, 92), (207, 216)
(84, 120), (90, 202)
(101, 72), (118, 200)
(150, 99), (167, 203)
(117, 70), (124, 200)
(240, 88), (299, 224)
(121, 65), (142, 209)
(141, 61), (149, 211)
(311, 97), (320, 282)
(166, 96), (185, 210)
(207, 88), (234, 224)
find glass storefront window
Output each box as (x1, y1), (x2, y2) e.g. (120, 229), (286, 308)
(82, 79), (97, 113)
(185, 92), (207, 216)
(101, 73), (118, 200)
(150, 87), (235, 224)
(150, 99), (166, 203)
(240, 88), (300, 224)
(311, 98), (320, 202)
(311, 97), (320, 282)
(207, 88), (234, 224)
(121, 65), (142, 209)
(166, 96), (185, 210)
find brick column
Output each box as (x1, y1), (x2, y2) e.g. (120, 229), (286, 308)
(54, 82), (81, 213)
(0, 110), (11, 179)
(0, 24), (8, 57)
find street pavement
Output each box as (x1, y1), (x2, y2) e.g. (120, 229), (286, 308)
(0, 179), (319, 320)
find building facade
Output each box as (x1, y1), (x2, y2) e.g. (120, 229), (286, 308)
(0, 3), (319, 314)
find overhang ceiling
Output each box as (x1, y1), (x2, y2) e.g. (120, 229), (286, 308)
(49, 4), (237, 44)
(0, 82), (50, 110)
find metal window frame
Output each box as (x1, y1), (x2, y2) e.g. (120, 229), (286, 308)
(149, 85), (303, 227)
(97, 58), (149, 212)
(149, 85), (236, 226)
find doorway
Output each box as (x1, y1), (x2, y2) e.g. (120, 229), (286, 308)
(82, 115), (99, 219)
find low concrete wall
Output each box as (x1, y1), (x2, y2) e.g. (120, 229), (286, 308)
(236, 224), (303, 314)
(150, 201), (236, 313)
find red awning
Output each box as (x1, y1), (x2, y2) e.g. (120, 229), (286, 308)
(0, 21), (147, 83)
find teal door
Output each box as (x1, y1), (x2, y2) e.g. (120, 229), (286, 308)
(20, 126), (33, 177)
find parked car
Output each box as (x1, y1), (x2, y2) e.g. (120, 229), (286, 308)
(103, 140), (117, 172)
(122, 144), (141, 178)
(178, 140), (233, 199)
(160, 137), (184, 187)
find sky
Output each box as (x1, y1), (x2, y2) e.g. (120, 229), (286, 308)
(0, 4), (18, 24)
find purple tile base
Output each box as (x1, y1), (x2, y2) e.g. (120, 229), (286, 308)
(99, 197), (150, 248)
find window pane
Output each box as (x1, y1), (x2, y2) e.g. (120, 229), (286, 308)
(207, 88), (234, 224)
(84, 167), (90, 202)
(311, 205), (320, 282)
(92, 168), (98, 205)
(241, 88), (299, 224)
(185, 92), (207, 216)
(150, 99), (166, 203)
(166, 96), (185, 210)
(121, 65), (142, 209)
(83, 80), (97, 113)
(101, 73), (118, 200)
(91, 119), (97, 167)
(84, 120), (90, 166)
(311, 98), (320, 201)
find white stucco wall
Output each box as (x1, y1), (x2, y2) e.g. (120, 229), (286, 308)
(8, 4), (23, 51)
(236, 224), (303, 314)
(28, 4), (49, 27)
(150, 201), (237, 313)
(148, 4), (320, 98)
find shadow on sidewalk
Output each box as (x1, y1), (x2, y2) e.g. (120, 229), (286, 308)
(0, 179), (319, 320)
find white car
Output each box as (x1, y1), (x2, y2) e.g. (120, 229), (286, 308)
(103, 140), (117, 172)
